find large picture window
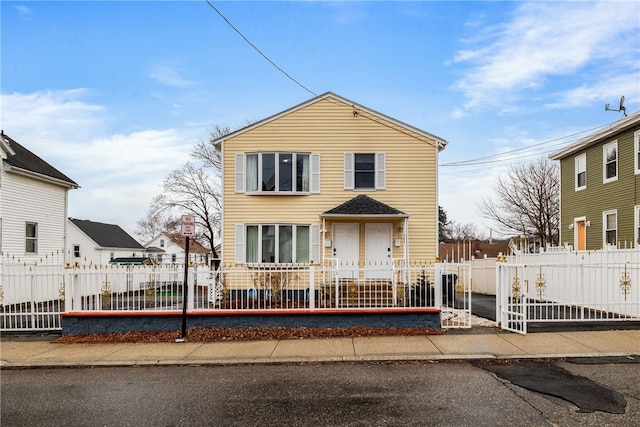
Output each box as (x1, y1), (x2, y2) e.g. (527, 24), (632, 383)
(575, 153), (586, 190)
(244, 152), (311, 193)
(603, 141), (618, 183)
(244, 224), (310, 264)
(603, 210), (617, 246)
(25, 222), (38, 253)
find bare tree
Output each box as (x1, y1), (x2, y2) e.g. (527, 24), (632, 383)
(448, 221), (484, 242)
(135, 196), (181, 243)
(136, 126), (234, 265)
(479, 158), (559, 246)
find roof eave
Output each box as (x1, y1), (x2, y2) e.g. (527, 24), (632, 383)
(549, 111), (640, 160)
(212, 92), (449, 149)
(319, 213), (410, 219)
(5, 165), (79, 189)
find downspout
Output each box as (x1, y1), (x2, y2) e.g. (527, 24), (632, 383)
(321, 217), (326, 265)
(219, 140), (225, 269)
(403, 217), (408, 265)
(63, 188), (69, 265)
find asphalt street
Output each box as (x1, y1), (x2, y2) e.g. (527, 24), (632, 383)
(2, 359), (639, 427)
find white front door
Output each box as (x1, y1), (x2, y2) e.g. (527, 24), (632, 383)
(365, 223), (392, 279)
(333, 223), (359, 279)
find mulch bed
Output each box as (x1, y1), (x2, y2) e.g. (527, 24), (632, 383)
(53, 326), (443, 344)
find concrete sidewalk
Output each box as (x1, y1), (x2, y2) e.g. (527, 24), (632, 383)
(2, 328), (640, 368)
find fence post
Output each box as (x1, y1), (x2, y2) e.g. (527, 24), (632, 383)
(434, 263), (442, 308)
(187, 263), (195, 311)
(309, 266), (315, 309)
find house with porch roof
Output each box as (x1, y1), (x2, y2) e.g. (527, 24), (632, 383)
(214, 92), (447, 277)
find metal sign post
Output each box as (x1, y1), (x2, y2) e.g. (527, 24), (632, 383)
(177, 215), (196, 342)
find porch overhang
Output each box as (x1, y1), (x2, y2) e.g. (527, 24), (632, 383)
(319, 194), (409, 218)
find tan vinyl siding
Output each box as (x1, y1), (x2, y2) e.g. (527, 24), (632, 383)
(559, 125), (640, 249)
(222, 96), (439, 265)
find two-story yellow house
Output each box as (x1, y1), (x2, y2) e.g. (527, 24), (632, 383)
(215, 92), (447, 278)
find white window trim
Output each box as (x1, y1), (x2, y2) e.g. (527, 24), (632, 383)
(635, 205), (640, 247)
(235, 223), (320, 264)
(575, 153), (586, 191)
(603, 140), (618, 184)
(634, 130), (640, 175)
(602, 209), (617, 247)
(344, 152), (386, 191)
(25, 222), (38, 254)
(236, 152), (319, 194)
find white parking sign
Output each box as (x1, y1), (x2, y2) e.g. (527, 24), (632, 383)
(181, 215), (196, 236)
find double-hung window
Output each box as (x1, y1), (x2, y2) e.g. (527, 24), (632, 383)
(236, 224), (319, 264)
(73, 244), (81, 258)
(603, 141), (618, 183)
(603, 210), (617, 246)
(344, 152), (386, 190)
(575, 153), (586, 190)
(237, 152), (319, 194)
(25, 222), (37, 253)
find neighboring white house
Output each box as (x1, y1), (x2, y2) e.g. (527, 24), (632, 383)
(145, 232), (209, 265)
(1, 131), (78, 264)
(67, 218), (146, 266)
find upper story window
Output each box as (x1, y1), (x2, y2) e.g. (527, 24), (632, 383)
(634, 130), (640, 175)
(603, 210), (617, 247)
(575, 153), (586, 190)
(603, 140), (618, 183)
(236, 152), (320, 194)
(344, 152), (386, 190)
(25, 222), (37, 253)
(73, 244), (81, 258)
(160, 239), (165, 248)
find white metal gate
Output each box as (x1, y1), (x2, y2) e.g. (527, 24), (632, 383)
(496, 249), (640, 334)
(440, 262), (472, 329)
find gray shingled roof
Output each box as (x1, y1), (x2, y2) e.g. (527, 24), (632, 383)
(321, 195), (408, 217)
(70, 218), (144, 249)
(1, 131), (78, 187)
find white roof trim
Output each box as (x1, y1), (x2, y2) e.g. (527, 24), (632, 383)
(212, 92), (448, 150)
(5, 164), (79, 189)
(549, 110), (640, 160)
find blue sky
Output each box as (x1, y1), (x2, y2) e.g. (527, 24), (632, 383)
(2, 1), (639, 239)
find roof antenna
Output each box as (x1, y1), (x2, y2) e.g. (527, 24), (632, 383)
(605, 96), (627, 117)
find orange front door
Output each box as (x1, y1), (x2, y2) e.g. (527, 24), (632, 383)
(576, 220), (586, 250)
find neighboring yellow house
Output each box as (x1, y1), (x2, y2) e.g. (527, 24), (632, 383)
(214, 92), (447, 277)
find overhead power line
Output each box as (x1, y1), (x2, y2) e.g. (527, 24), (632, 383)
(439, 122), (610, 168)
(204, 1), (317, 97)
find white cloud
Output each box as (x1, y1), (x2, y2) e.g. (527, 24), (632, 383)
(13, 5), (31, 16)
(148, 65), (195, 87)
(452, 1), (640, 112)
(1, 90), (207, 235)
(1, 89), (106, 155)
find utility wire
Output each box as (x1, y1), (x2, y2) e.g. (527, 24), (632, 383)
(440, 122), (611, 167)
(204, 1), (317, 97)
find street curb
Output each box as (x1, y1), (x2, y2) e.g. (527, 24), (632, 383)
(2, 352), (638, 370)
